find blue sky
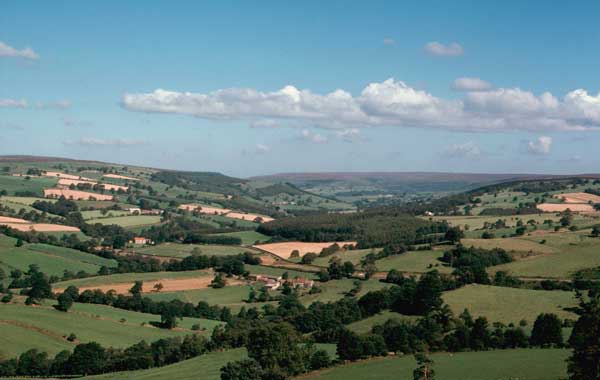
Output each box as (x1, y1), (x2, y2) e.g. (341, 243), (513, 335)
(1, 1), (600, 177)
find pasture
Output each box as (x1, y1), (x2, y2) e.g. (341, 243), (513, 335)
(0, 235), (116, 277)
(254, 241), (357, 259)
(81, 209), (131, 220)
(86, 349), (247, 380)
(443, 285), (577, 324)
(346, 311), (417, 334)
(0, 301), (216, 357)
(302, 348), (568, 380)
(135, 242), (259, 258)
(311, 248), (380, 267)
(461, 237), (555, 255)
(490, 230), (600, 278)
(208, 230), (271, 245)
(0, 175), (57, 196)
(91, 215), (162, 228)
(374, 250), (451, 274)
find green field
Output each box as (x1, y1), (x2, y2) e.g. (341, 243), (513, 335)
(0, 175), (58, 196)
(245, 264), (319, 279)
(209, 230), (271, 245)
(81, 209), (131, 220)
(346, 311), (417, 334)
(491, 230), (600, 278)
(146, 284), (255, 311)
(443, 285), (577, 324)
(91, 215), (162, 228)
(0, 301), (218, 358)
(311, 248), (380, 267)
(0, 195), (55, 206)
(53, 269), (212, 289)
(134, 242), (261, 258)
(374, 250), (451, 274)
(302, 348), (568, 380)
(299, 279), (390, 306)
(0, 235), (116, 277)
(462, 237), (555, 255)
(86, 348), (247, 380)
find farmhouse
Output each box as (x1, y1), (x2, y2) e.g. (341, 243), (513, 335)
(248, 274), (314, 290)
(130, 237), (153, 245)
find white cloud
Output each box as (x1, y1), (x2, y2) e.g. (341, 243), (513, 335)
(300, 129), (328, 143)
(452, 77), (493, 92)
(383, 38), (396, 45)
(424, 42), (464, 57)
(122, 78), (600, 133)
(0, 41), (39, 60)
(0, 99), (28, 108)
(334, 128), (363, 142)
(36, 100), (71, 109)
(249, 119), (283, 128)
(63, 137), (145, 147)
(442, 141), (481, 158)
(255, 143), (271, 153)
(527, 136), (552, 155)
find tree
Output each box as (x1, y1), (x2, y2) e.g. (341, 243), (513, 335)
(591, 225), (600, 238)
(413, 352), (435, 380)
(54, 292), (74, 312)
(309, 349), (331, 370)
(153, 282), (164, 292)
(568, 291), (600, 380)
(26, 271), (52, 304)
(444, 227), (464, 244)
(220, 359), (263, 380)
(301, 252), (318, 264)
(66, 342), (107, 375)
(129, 281), (143, 295)
(15, 238), (24, 247)
(16, 349), (50, 376)
(211, 273), (226, 289)
(530, 313), (563, 347)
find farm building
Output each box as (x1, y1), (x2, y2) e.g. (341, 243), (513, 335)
(130, 237), (153, 245)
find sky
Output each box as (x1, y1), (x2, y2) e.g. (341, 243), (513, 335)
(2, 1), (600, 177)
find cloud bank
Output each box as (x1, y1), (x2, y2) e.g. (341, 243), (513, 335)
(0, 41), (39, 60)
(122, 78), (600, 133)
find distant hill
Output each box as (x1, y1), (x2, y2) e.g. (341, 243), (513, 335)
(252, 172), (600, 194)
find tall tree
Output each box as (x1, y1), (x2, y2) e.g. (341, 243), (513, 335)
(568, 291), (600, 380)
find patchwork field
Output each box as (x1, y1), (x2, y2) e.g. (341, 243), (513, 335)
(0, 215), (81, 232)
(254, 241), (357, 259)
(490, 230), (600, 278)
(302, 348), (568, 380)
(346, 311), (417, 334)
(134, 242), (260, 258)
(443, 285), (578, 324)
(91, 215), (162, 227)
(537, 203), (595, 212)
(44, 188), (114, 201)
(374, 250), (451, 274)
(53, 269), (213, 291)
(208, 230), (271, 245)
(81, 209), (131, 220)
(311, 248), (380, 266)
(0, 175), (58, 196)
(461, 237), (555, 255)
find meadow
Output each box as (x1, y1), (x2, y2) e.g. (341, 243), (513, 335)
(208, 230), (271, 245)
(374, 249), (452, 274)
(0, 300), (217, 358)
(92, 215), (162, 228)
(346, 311), (417, 334)
(301, 348), (569, 380)
(135, 242), (261, 258)
(0, 175), (58, 196)
(0, 235), (116, 277)
(443, 284), (578, 324)
(85, 349), (248, 380)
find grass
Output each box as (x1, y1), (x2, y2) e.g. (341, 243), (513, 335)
(0, 301), (216, 357)
(301, 348), (568, 380)
(81, 209), (131, 220)
(91, 215), (162, 228)
(85, 348), (247, 380)
(0, 175), (58, 196)
(312, 249), (380, 267)
(209, 230), (271, 245)
(346, 311), (417, 334)
(0, 195), (55, 206)
(299, 279), (390, 306)
(146, 284), (254, 310)
(53, 269), (212, 289)
(0, 235), (116, 277)
(443, 285), (578, 324)
(462, 237), (555, 254)
(245, 264), (319, 279)
(491, 230), (600, 278)
(135, 242), (259, 258)
(375, 250), (452, 274)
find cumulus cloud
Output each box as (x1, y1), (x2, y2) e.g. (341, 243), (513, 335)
(63, 137), (145, 147)
(383, 38), (396, 45)
(442, 141), (481, 158)
(452, 77), (493, 92)
(424, 42), (464, 56)
(0, 99), (28, 108)
(527, 136), (552, 155)
(122, 78), (600, 133)
(300, 129), (328, 144)
(0, 41), (39, 60)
